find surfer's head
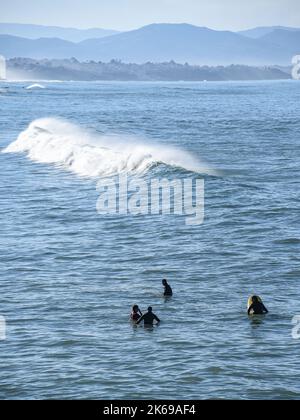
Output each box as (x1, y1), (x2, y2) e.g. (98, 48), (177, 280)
(148, 307), (153, 313)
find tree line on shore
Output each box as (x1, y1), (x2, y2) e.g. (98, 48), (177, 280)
(7, 57), (291, 81)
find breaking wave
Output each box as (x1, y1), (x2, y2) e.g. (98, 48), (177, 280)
(3, 118), (217, 177)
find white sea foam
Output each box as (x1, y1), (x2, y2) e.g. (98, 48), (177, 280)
(3, 118), (217, 178)
(25, 84), (46, 90)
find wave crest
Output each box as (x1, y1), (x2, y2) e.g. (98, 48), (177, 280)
(3, 118), (217, 177)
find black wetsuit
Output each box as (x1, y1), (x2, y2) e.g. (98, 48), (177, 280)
(248, 302), (268, 315)
(164, 283), (173, 296)
(137, 312), (160, 326)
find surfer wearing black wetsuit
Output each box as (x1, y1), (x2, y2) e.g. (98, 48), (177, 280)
(248, 296), (268, 315)
(136, 307), (160, 326)
(162, 279), (173, 296)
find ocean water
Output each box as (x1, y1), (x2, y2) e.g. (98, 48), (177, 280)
(0, 80), (300, 400)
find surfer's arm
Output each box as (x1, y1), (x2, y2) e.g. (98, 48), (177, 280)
(262, 304), (269, 314)
(136, 315), (144, 325)
(154, 315), (161, 323)
(247, 304), (253, 315)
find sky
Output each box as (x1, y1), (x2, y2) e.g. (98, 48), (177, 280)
(0, 0), (300, 31)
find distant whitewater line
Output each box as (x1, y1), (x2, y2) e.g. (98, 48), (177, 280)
(3, 118), (217, 178)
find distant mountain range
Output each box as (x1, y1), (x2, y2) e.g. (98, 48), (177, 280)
(0, 23), (300, 65)
(0, 23), (118, 42)
(238, 26), (300, 39)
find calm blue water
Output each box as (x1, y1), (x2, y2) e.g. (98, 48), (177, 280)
(0, 80), (300, 400)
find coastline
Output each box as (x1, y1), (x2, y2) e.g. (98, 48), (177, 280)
(6, 58), (292, 82)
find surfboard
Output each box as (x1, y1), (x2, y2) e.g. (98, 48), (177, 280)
(247, 295), (262, 313)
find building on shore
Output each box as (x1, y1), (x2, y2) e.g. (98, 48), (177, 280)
(0, 55), (6, 80)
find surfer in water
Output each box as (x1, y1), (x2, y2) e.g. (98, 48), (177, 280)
(162, 279), (173, 297)
(130, 305), (142, 322)
(136, 307), (160, 326)
(248, 296), (269, 315)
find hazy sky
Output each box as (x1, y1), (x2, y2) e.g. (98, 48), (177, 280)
(1, 0), (300, 31)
